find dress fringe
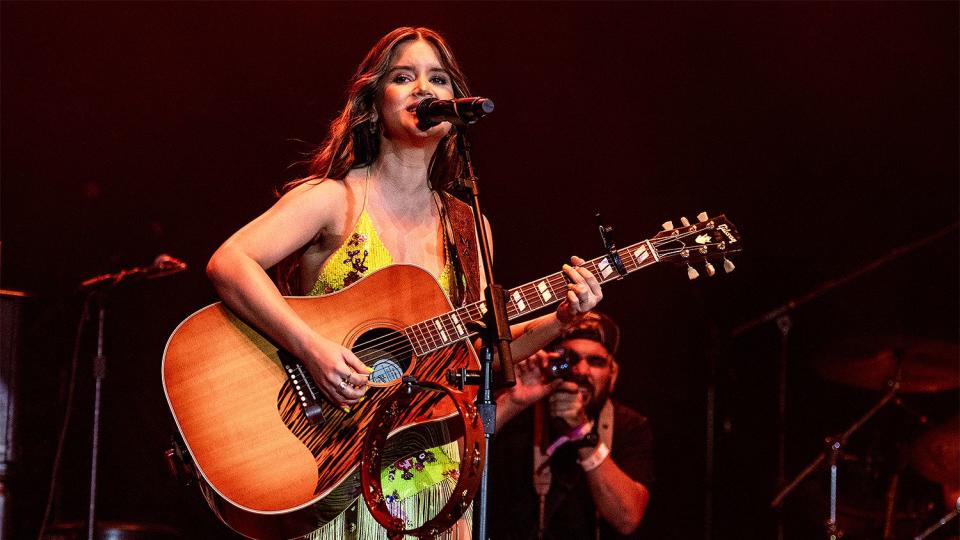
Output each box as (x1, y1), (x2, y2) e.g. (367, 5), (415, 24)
(306, 442), (472, 540)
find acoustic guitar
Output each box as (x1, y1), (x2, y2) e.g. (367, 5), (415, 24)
(162, 214), (741, 539)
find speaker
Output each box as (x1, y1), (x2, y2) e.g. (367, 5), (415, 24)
(0, 289), (27, 540)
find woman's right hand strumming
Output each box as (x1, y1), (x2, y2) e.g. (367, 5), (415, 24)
(301, 334), (371, 406)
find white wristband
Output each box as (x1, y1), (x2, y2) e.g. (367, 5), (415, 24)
(578, 442), (610, 472)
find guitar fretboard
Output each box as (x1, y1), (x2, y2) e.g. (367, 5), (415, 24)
(402, 240), (660, 356)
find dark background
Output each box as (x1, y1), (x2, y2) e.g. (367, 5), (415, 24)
(2, 2), (957, 539)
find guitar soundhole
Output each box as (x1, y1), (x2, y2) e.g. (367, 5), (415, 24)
(352, 328), (413, 385)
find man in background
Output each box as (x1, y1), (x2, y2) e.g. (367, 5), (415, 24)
(489, 311), (653, 539)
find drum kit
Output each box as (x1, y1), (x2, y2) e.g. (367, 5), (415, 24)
(727, 222), (959, 540)
(775, 335), (959, 539)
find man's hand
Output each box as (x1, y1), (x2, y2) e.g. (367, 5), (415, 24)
(505, 351), (562, 409)
(549, 381), (590, 427)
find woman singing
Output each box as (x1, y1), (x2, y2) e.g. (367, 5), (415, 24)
(206, 26), (602, 539)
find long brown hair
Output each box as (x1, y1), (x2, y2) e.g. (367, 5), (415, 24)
(283, 26), (471, 194)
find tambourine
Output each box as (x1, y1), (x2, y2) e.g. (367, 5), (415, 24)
(360, 380), (485, 539)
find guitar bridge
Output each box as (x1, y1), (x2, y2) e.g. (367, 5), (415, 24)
(283, 360), (325, 426)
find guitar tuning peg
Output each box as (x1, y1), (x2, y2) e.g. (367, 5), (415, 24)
(662, 220), (674, 231)
(687, 264), (699, 280)
(705, 261), (716, 277)
(680, 216), (691, 227)
(723, 257), (736, 273)
(697, 212), (709, 223)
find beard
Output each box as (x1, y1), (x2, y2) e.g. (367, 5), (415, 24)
(585, 383), (611, 418)
(567, 377), (609, 419)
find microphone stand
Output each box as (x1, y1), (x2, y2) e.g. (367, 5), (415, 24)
(447, 128), (516, 540)
(76, 258), (186, 540)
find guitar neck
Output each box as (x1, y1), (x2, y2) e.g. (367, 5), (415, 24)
(403, 239), (659, 356)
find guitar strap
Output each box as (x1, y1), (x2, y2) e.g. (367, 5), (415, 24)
(440, 192), (481, 306)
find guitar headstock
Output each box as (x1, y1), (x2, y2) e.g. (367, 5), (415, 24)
(651, 212), (742, 279)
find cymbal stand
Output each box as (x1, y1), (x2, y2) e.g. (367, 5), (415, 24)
(775, 314), (791, 540)
(914, 496), (960, 540)
(734, 222), (956, 538)
(86, 299), (106, 540)
(771, 372), (901, 539)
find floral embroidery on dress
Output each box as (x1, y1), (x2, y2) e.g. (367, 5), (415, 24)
(341, 232), (370, 288)
(386, 450), (438, 482)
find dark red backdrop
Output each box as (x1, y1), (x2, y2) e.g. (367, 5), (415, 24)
(3, 3), (957, 539)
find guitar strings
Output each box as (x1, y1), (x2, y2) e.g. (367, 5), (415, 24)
(344, 240), (691, 360)
(347, 239), (719, 361)
(351, 268), (583, 356)
(340, 235), (722, 365)
(347, 272), (573, 364)
(348, 252), (677, 367)
(347, 260), (636, 363)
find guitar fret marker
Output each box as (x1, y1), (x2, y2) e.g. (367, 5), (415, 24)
(634, 245), (650, 263)
(441, 315), (456, 340)
(434, 319), (449, 342)
(537, 281), (552, 302)
(512, 291), (527, 312)
(597, 258), (614, 279)
(451, 313), (466, 336)
(425, 321), (440, 348)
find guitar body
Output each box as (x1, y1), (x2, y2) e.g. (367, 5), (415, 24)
(162, 265), (479, 539)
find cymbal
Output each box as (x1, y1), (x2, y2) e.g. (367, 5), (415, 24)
(910, 416), (959, 489)
(814, 336), (959, 393)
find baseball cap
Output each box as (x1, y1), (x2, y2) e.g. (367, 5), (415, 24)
(554, 311), (621, 356)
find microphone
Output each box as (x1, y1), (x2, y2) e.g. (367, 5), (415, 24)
(79, 253), (188, 290)
(416, 97), (495, 129)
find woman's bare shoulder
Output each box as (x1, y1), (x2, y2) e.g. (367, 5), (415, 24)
(285, 171), (368, 203)
(276, 177), (351, 225)
(281, 172), (367, 243)
(283, 176), (348, 203)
